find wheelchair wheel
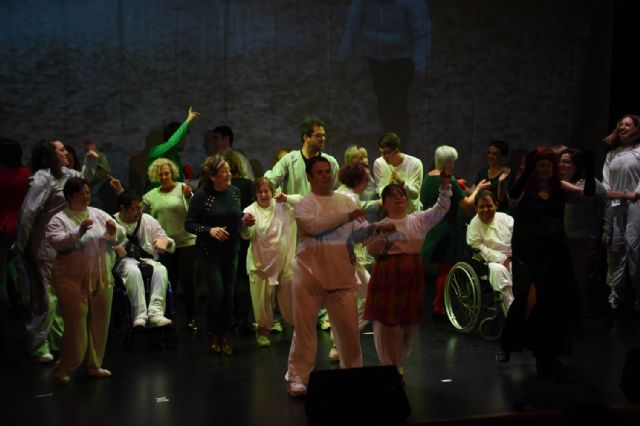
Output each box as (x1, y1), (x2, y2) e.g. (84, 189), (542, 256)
(444, 262), (482, 333)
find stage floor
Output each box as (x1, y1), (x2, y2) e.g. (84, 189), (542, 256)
(1, 296), (638, 426)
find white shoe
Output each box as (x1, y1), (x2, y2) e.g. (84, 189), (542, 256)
(35, 352), (54, 364)
(133, 318), (146, 328)
(86, 368), (112, 378)
(149, 316), (172, 327)
(288, 380), (307, 397)
(328, 345), (340, 362)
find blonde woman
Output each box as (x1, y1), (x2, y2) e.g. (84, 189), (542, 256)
(143, 158), (198, 331)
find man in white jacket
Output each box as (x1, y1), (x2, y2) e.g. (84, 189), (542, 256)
(114, 191), (175, 327)
(466, 190), (514, 315)
(285, 157), (368, 397)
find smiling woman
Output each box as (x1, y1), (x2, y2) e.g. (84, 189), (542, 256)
(185, 154), (255, 355)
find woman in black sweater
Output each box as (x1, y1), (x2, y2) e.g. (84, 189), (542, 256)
(185, 155), (254, 355)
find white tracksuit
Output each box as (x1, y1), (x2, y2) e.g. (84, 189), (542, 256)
(466, 212), (515, 315)
(113, 213), (175, 322)
(285, 192), (366, 385)
(241, 196), (300, 331)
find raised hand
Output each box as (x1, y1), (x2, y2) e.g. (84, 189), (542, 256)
(186, 106), (200, 123)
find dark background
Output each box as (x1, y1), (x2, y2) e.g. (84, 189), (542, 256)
(0, 0), (636, 189)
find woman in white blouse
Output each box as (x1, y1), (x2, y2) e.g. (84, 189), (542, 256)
(46, 177), (125, 384)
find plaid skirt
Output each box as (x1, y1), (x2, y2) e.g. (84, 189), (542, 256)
(363, 254), (424, 326)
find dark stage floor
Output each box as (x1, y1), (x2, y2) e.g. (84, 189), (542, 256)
(2, 296), (639, 426)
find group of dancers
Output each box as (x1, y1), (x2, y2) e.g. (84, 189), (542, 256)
(1, 110), (639, 394)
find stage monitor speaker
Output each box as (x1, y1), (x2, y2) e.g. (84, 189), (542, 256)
(305, 365), (411, 426)
(620, 347), (640, 403)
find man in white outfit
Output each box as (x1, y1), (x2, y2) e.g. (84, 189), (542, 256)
(466, 190), (515, 315)
(113, 191), (174, 327)
(373, 132), (423, 213)
(285, 156), (368, 397)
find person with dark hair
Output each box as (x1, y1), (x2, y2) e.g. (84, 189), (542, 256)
(264, 117), (340, 197)
(466, 190), (515, 315)
(558, 148), (609, 322)
(285, 156), (370, 397)
(0, 138), (32, 345)
(241, 177), (300, 347)
(361, 174), (450, 375)
(14, 140), (98, 363)
(468, 140), (513, 212)
(64, 144), (81, 172)
(185, 155), (255, 356)
(114, 190), (174, 328)
(373, 132), (423, 213)
(601, 114), (640, 314)
(497, 147), (594, 376)
(147, 106), (200, 189)
(206, 126), (255, 180)
(45, 177), (125, 384)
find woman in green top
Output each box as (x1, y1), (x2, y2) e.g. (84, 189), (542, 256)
(420, 146), (491, 321)
(143, 158), (198, 331)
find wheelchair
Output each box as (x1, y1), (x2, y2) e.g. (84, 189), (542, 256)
(443, 250), (506, 341)
(110, 259), (176, 348)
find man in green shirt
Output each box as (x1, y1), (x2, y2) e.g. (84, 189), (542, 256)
(147, 106), (200, 189)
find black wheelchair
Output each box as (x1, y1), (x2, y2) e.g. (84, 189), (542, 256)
(443, 249), (506, 341)
(110, 259), (176, 348)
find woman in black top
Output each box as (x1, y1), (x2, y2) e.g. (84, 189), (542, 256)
(185, 155), (254, 355)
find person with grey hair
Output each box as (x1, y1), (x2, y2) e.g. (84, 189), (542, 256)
(421, 145), (490, 322)
(373, 132), (423, 213)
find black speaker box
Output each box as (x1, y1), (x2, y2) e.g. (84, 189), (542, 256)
(621, 347), (640, 403)
(305, 365), (411, 426)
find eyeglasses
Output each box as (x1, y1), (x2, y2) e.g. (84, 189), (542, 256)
(127, 206), (143, 212)
(380, 148), (397, 157)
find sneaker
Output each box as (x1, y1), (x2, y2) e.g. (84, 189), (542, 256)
(256, 335), (271, 347)
(86, 368), (112, 378)
(55, 369), (70, 385)
(149, 316), (172, 327)
(221, 337), (233, 356)
(133, 318), (146, 328)
(288, 380), (307, 397)
(35, 352), (55, 364)
(186, 318), (198, 333)
(328, 345), (339, 362)
(271, 321), (283, 333)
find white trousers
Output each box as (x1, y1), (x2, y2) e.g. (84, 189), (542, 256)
(56, 285), (112, 374)
(285, 265), (361, 385)
(607, 202), (640, 305)
(249, 271), (293, 331)
(372, 322), (417, 368)
(115, 258), (168, 321)
(488, 262), (514, 315)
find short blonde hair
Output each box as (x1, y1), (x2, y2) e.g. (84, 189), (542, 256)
(344, 145), (368, 165)
(434, 145), (458, 169)
(148, 158), (180, 183)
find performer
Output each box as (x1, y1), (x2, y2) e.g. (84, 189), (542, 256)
(14, 140), (98, 362)
(362, 175), (451, 374)
(45, 177), (125, 384)
(373, 132), (423, 213)
(285, 157), (371, 397)
(466, 190), (515, 315)
(185, 155), (255, 356)
(241, 177), (300, 347)
(602, 114), (640, 313)
(114, 190), (174, 328)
